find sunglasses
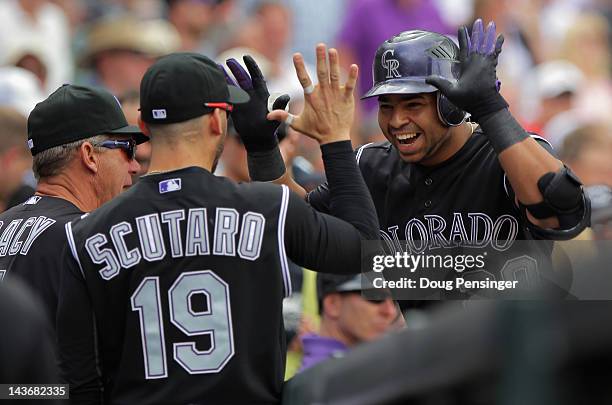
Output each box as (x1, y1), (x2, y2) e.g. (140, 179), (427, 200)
(205, 102), (234, 116)
(95, 139), (137, 160)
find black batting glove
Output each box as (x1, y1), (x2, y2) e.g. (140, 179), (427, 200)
(426, 19), (508, 122)
(221, 56), (290, 153)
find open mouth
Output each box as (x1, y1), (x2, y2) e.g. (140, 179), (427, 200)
(396, 132), (422, 145)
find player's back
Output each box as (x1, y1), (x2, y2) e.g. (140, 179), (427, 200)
(66, 167), (291, 404)
(0, 195), (82, 323)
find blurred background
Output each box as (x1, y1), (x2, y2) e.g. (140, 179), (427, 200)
(0, 0), (610, 200)
(1, 0), (611, 214)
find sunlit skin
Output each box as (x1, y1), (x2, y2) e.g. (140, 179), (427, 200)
(95, 135), (141, 204)
(377, 93), (472, 166)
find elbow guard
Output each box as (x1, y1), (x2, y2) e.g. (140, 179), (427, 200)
(520, 166), (591, 240)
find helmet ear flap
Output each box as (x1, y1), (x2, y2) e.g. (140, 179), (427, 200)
(436, 92), (467, 126)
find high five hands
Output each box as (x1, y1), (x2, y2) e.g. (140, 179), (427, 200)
(267, 44), (359, 145)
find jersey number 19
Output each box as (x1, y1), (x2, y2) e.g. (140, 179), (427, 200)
(131, 270), (235, 379)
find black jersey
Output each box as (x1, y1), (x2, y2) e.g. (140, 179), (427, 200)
(58, 143), (379, 405)
(309, 130), (557, 298)
(0, 195), (82, 323)
(0, 279), (59, 388)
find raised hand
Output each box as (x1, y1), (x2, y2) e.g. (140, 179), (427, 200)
(220, 56), (290, 153)
(426, 19), (508, 121)
(267, 43), (359, 145)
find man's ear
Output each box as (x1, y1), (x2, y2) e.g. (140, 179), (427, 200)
(322, 294), (342, 319)
(79, 142), (99, 174)
(208, 109), (224, 137)
(138, 114), (151, 136)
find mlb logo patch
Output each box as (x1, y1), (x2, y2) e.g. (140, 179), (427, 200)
(24, 196), (42, 205)
(152, 109), (167, 119)
(27, 139), (34, 150)
(159, 178), (182, 194)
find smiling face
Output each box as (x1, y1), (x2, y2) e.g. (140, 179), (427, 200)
(377, 93), (455, 165)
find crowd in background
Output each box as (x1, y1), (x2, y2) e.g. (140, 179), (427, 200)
(1, 0), (611, 196)
(0, 0), (611, 380)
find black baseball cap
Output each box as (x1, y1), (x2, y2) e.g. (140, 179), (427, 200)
(27, 84), (147, 156)
(139, 52), (249, 124)
(317, 274), (379, 300)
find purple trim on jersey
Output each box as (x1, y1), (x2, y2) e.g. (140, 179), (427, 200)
(299, 334), (348, 372)
(278, 185), (292, 297)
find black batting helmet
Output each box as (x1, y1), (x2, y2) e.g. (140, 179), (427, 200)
(363, 30), (467, 127)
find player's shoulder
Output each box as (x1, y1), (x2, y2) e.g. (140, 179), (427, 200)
(476, 126), (554, 153)
(0, 196), (81, 241)
(234, 180), (286, 207)
(354, 141), (395, 165)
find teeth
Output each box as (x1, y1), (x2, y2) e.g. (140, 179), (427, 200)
(396, 133), (419, 140)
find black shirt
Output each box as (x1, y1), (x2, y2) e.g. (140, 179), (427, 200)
(0, 195), (82, 324)
(57, 141), (379, 404)
(308, 130), (556, 299)
(0, 279), (59, 389)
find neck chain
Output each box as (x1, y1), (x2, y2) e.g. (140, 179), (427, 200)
(142, 169), (173, 177)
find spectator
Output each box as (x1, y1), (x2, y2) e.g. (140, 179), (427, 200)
(80, 16), (179, 95)
(2, 36), (48, 89)
(299, 274), (400, 372)
(166, 0), (226, 52)
(0, 67), (45, 116)
(0, 107), (34, 213)
(559, 124), (612, 188)
(0, 0), (73, 93)
(559, 12), (612, 121)
(523, 60), (585, 137)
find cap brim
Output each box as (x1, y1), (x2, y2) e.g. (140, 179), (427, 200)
(108, 124), (149, 144)
(361, 79), (437, 99)
(227, 84), (250, 104)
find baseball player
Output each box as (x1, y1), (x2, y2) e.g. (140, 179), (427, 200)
(0, 84), (146, 324)
(57, 51), (379, 404)
(245, 20), (590, 301)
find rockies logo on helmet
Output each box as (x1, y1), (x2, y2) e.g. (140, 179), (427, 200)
(381, 49), (401, 79)
(363, 30), (467, 127)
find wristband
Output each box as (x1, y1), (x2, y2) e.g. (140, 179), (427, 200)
(478, 108), (528, 154)
(247, 147), (286, 181)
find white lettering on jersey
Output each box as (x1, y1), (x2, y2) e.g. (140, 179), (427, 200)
(212, 209), (238, 257)
(82, 207), (267, 279)
(0, 216), (56, 257)
(20, 216), (56, 255)
(85, 233), (121, 280)
(380, 212), (519, 254)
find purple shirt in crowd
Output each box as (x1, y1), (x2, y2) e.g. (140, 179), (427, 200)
(336, 0), (453, 113)
(299, 334), (349, 372)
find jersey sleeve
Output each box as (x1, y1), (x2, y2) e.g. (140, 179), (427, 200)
(306, 142), (372, 213)
(56, 228), (104, 405)
(284, 141), (380, 274)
